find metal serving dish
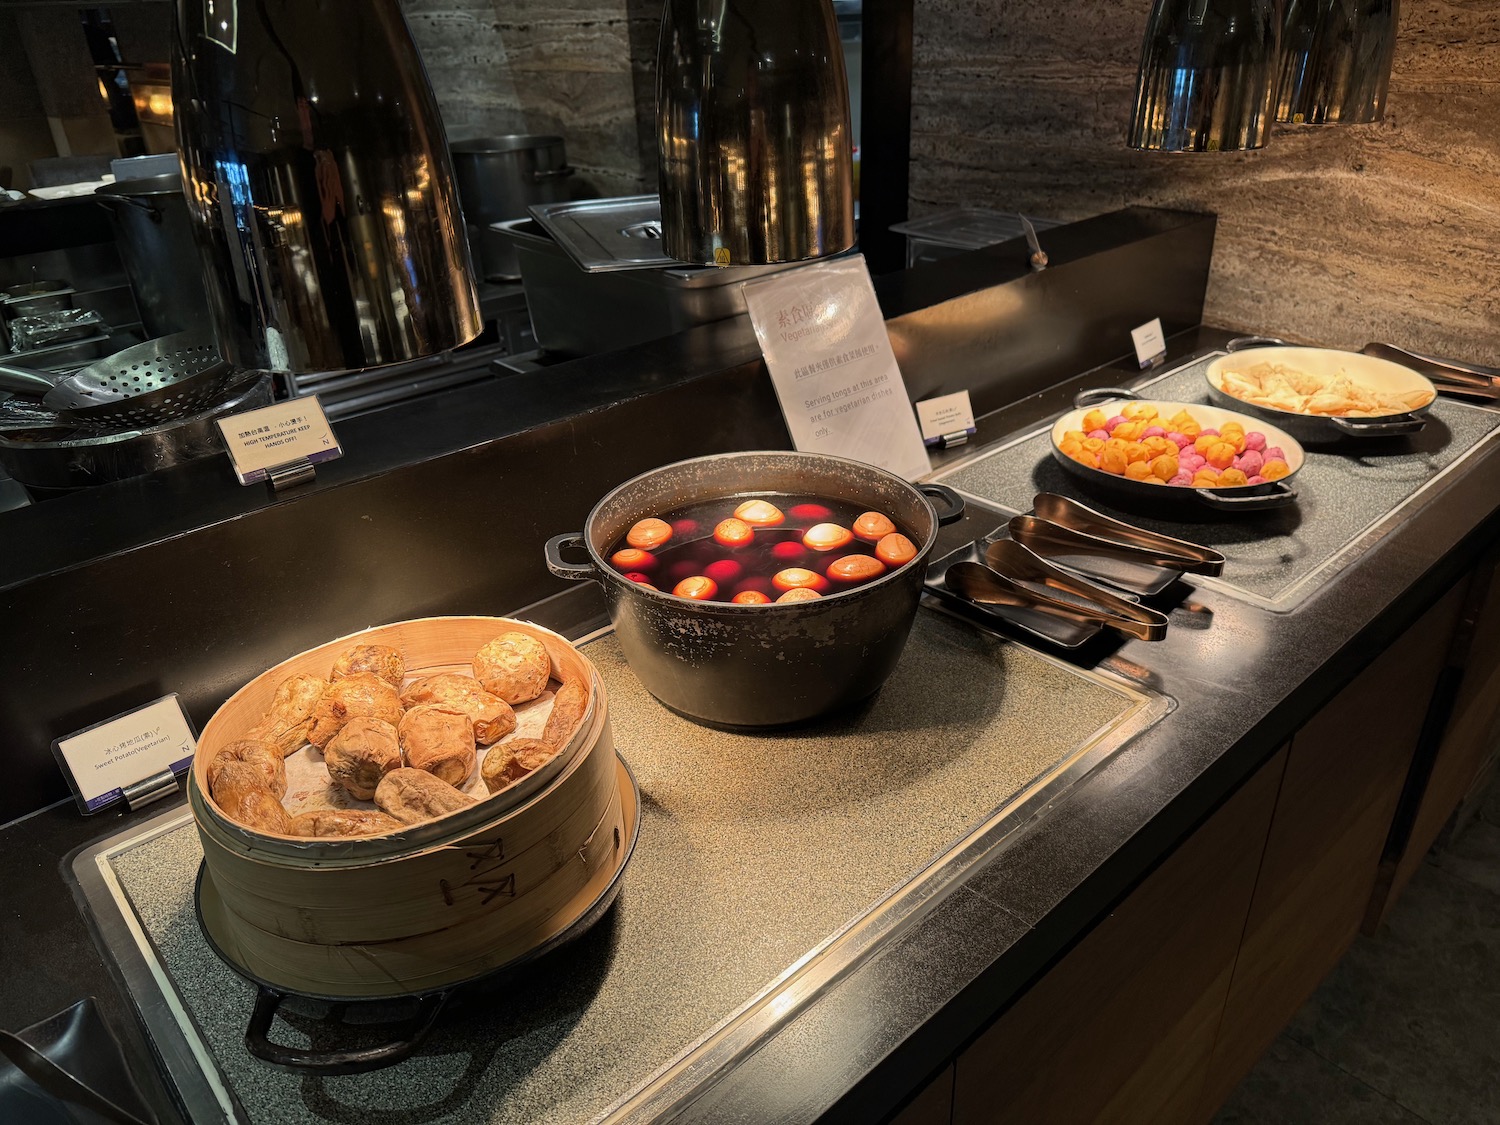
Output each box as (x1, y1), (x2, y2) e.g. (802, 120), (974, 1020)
(1205, 345), (1437, 442)
(0, 374), (272, 491)
(451, 135), (573, 280)
(1050, 393), (1305, 513)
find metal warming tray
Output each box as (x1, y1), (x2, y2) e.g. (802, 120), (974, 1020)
(72, 612), (1165, 1124)
(493, 198), (803, 357)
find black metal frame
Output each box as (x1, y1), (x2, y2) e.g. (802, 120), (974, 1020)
(857, 0), (914, 273)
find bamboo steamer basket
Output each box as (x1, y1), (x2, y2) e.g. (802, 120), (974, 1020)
(189, 616), (629, 1000)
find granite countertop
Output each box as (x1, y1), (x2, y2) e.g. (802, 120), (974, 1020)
(90, 616), (1157, 1124)
(5, 337), (1500, 1125)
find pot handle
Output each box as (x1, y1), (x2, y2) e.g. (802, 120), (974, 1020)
(94, 195), (163, 221)
(1192, 482), (1297, 511)
(0, 361), (59, 395)
(1072, 387), (1136, 409)
(532, 165), (576, 181)
(545, 532), (603, 582)
(244, 986), (449, 1075)
(1329, 413), (1427, 437)
(918, 483), (966, 526)
(1225, 335), (1290, 352)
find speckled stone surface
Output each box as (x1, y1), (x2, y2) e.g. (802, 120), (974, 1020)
(909, 1), (1500, 364)
(934, 358), (1500, 606)
(107, 611), (1140, 1123)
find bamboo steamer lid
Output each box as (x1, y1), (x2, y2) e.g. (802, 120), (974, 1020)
(190, 617), (629, 998)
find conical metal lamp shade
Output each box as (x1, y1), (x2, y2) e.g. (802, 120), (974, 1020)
(656, 0), (856, 266)
(1128, 0), (1282, 152)
(172, 0), (481, 374)
(1276, 0), (1398, 124)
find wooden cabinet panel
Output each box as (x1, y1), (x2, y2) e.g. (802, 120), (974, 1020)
(1198, 586), (1464, 1116)
(1384, 559), (1500, 917)
(951, 746), (1287, 1125)
(887, 1064), (954, 1125)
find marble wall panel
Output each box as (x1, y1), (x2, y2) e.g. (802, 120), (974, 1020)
(910, 0), (1500, 362)
(401, 0), (657, 198)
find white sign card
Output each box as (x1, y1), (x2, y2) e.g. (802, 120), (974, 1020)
(53, 695), (197, 814)
(742, 255), (932, 482)
(1131, 317), (1167, 369)
(916, 390), (977, 447)
(216, 395), (342, 485)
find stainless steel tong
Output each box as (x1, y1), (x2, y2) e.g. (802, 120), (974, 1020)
(1360, 343), (1500, 402)
(946, 546), (1169, 642)
(1013, 493), (1226, 576)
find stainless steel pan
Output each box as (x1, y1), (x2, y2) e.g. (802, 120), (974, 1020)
(0, 375), (274, 491)
(1205, 345), (1436, 441)
(1052, 391), (1304, 513)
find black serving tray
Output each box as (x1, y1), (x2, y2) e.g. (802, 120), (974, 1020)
(924, 539), (1099, 649)
(924, 529), (1187, 649)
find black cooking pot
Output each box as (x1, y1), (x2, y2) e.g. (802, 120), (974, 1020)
(544, 451), (964, 728)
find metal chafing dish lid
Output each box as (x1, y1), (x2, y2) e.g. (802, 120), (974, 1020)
(524, 195), (834, 288)
(526, 196), (684, 274)
(888, 208), (1062, 250)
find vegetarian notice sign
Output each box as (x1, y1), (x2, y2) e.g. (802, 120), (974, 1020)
(53, 694), (196, 814)
(743, 255), (931, 482)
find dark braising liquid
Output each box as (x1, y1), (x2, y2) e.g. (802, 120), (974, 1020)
(605, 494), (917, 605)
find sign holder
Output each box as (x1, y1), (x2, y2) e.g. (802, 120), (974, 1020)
(216, 394), (342, 490)
(265, 457), (319, 492)
(916, 390), (978, 450)
(51, 695), (198, 816)
(1131, 317), (1168, 370)
(121, 768), (182, 811)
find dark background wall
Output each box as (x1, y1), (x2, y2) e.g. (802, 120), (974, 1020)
(0, 11), (54, 190)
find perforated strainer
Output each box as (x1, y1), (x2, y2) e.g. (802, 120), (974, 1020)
(0, 332), (234, 427)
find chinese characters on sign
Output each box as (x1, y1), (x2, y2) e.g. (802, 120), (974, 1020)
(52, 695), (197, 814)
(789, 343), (881, 381)
(216, 395), (343, 485)
(234, 415), (316, 450)
(743, 255), (931, 482)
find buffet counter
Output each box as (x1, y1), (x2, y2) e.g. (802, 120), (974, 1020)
(3, 208), (1498, 1124)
